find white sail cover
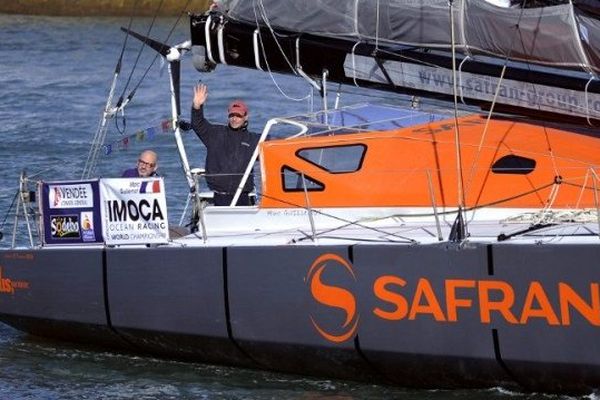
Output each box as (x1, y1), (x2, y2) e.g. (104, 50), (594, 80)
(226, 0), (600, 73)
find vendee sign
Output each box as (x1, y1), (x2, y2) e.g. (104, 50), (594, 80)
(100, 178), (170, 245)
(40, 179), (103, 245)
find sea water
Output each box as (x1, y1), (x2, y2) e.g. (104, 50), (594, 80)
(0, 14), (578, 399)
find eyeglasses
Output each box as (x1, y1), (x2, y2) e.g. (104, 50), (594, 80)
(138, 159), (156, 168)
(228, 113), (244, 119)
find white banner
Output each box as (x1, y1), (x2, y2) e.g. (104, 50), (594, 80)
(100, 178), (170, 245)
(48, 183), (94, 209)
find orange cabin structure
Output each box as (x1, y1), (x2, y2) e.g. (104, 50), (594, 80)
(259, 115), (600, 209)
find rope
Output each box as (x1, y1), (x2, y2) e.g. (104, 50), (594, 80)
(0, 190), (19, 234)
(463, 1), (529, 214)
(117, 0), (165, 108)
(251, 0), (312, 102)
(251, 191), (418, 243)
(80, 0), (139, 178)
(128, 1), (192, 96)
(116, 0), (138, 69)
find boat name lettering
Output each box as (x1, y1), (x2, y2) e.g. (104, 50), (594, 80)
(106, 199), (165, 222)
(308, 254), (600, 343)
(266, 210), (308, 217)
(284, 209), (307, 216)
(373, 276), (600, 327)
(50, 215), (80, 238)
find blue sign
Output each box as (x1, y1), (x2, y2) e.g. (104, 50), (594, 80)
(40, 179), (103, 245)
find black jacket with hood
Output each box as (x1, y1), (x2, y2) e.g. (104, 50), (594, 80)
(191, 106), (259, 194)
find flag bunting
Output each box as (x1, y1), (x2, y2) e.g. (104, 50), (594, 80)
(103, 119), (173, 155)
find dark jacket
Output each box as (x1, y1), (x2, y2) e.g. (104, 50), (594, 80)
(191, 106), (259, 193)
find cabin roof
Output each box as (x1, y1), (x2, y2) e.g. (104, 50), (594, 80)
(277, 103), (452, 138)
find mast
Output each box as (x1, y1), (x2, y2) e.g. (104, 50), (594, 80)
(120, 28), (196, 190)
(166, 42), (195, 189)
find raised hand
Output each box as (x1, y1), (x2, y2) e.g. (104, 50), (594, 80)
(193, 84), (208, 109)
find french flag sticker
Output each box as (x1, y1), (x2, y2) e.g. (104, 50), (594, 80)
(139, 180), (161, 194)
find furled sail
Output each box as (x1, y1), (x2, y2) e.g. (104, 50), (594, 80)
(227, 0), (600, 73)
(191, 0), (600, 123)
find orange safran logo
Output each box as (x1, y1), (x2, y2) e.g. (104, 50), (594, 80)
(0, 266), (30, 295)
(306, 253), (359, 343)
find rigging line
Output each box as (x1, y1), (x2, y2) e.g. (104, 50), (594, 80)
(457, 55), (470, 104)
(254, 0), (298, 74)
(568, 0), (596, 77)
(251, 0), (311, 102)
(116, 0), (139, 74)
(575, 168), (591, 208)
(541, 181), (561, 216)
(351, 41), (361, 88)
(375, 0), (380, 51)
(463, 1), (528, 210)
(257, 192), (418, 243)
(360, 47), (446, 70)
(463, 63), (509, 199)
(449, 0), (467, 233)
(292, 235), (411, 244)
(468, 180), (556, 211)
(0, 190), (19, 231)
(382, 180), (559, 220)
(261, 179), (572, 233)
(584, 76), (596, 126)
(118, 0), (165, 106)
(513, 0), (547, 120)
(81, 1), (138, 177)
(543, 127), (561, 179)
(128, 0), (192, 101)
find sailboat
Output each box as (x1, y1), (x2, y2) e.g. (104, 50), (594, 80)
(2, 0), (600, 394)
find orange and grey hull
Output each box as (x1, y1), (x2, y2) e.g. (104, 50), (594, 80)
(1, 243), (600, 394)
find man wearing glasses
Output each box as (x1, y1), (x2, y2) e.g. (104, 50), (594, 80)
(122, 150), (159, 178)
(191, 84), (259, 206)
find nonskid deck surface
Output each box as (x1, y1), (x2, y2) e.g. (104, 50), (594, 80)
(169, 210), (600, 247)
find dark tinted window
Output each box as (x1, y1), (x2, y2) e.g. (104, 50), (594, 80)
(281, 166), (324, 192)
(492, 155), (536, 175)
(297, 145), (366, 173)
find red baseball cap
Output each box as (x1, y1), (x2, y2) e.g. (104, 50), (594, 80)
(228, 100), (248, 116)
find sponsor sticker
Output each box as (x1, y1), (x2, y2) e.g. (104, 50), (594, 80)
(80, 211), (96, 242)
(50, 215), (80, 239)
(48, 183), (94, 209)
(0, 267), (30, 295)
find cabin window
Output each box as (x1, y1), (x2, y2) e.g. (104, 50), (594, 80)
(491, 155), (536, 175)
(281, 166), (324, 192)
(296, 144), (366, 173)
